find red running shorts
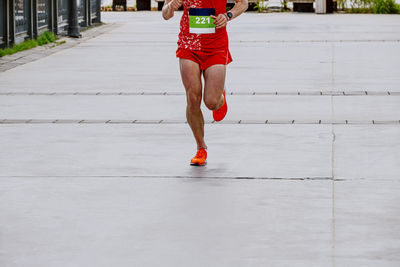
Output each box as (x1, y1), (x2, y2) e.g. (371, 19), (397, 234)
(176, 48), (233, 71)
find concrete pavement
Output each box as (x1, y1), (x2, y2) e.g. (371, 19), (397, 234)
(0, 12), (400, 267)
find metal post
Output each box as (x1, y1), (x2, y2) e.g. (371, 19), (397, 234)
(4, 0), (10, 47)
(68, 0), (80, 37)
(48, 0), (54, 33)
(9, 0), (15, 45)
(87, 0), (91, 26)
(81, 0), (88, 27)
(96, 0), (100, 23)
(31, 0), (38, 38)
(85, 0), (89, 27)
(53, 0), (58, 34)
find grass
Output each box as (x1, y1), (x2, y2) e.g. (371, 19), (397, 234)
(0, 31), (61, 57)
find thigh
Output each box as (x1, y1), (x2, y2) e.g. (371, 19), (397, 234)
(179, 58), (202, 96)
(203, 64), (226, 100)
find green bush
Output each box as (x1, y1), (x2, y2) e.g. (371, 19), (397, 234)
(339, 0), (400, 13)
(254, 1), (268, 12)
(373, 0), (400, 13)
(37, 31), (57, 45)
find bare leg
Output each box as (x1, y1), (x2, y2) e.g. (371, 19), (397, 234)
(179, 59), (207, 150)
(203, 64), (226, 111)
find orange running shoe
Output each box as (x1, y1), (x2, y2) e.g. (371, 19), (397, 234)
(213, 89), (228, 122)
(190, 148), (207, 166)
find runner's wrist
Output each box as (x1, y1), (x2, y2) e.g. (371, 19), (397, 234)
(223, 14), (229, 22)
(225, 12), (233, 21)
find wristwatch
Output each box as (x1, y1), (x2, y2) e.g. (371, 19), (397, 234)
(225, 12), (233, 21)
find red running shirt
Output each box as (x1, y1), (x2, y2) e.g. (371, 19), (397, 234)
(178, 0), (228, 52)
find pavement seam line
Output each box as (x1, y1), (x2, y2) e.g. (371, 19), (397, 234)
(1, 91), (400, 96)
(0, 175), (338, 180)
(330, 42), (337, 267)
(0, 119), (399, 125)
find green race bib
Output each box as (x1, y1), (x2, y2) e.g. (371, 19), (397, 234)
(189, 8), (215, 34)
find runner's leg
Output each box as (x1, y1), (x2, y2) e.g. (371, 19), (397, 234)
(179, 59), (207, 150)
(203, 64), (226, 111)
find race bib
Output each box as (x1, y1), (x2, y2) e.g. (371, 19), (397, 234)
(189, 8), (215, 34)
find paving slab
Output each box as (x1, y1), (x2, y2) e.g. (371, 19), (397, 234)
(334, 180), (400, 267)
(0, 177), (333, 267)
(0, 124), (333, 178)
(0, 95), (333, 122)
(333, 42), (400, 91)
(333, 96), (400, 121)
(0, 41), (180, 92)
(227, 13), (400, 42)
(334, 125), (400, 180)
(229, 42), (333, 92)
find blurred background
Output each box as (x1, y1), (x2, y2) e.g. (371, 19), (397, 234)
(101, 0), (400, 13)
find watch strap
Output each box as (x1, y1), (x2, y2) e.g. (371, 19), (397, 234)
(225, 12), (233, 21)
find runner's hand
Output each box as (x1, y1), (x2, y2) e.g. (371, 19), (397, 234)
(211, 14), (228, 29)
(169, 0), (182, 11)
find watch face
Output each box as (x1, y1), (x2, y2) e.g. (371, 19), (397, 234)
(227, 12), (233, 19)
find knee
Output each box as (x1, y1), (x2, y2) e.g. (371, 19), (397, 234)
(204, 96), (219, 111)
(187, 92), (202, 111)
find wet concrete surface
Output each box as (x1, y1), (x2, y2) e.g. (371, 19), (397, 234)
(0, 12), (399, 267)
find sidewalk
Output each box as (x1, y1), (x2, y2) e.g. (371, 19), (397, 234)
(0, 12), (399, 267)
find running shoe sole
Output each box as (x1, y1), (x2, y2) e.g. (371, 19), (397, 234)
(190, 161), (207, 166)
